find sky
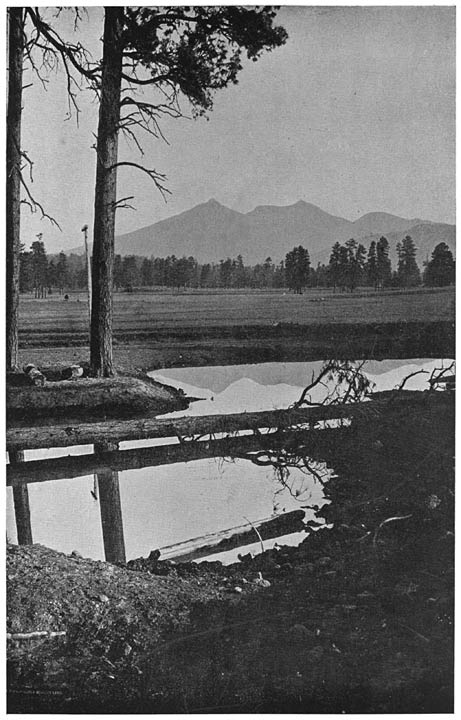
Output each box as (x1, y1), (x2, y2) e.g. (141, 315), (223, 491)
(17, 5), (455, 254)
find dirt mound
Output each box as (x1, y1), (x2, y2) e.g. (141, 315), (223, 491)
(7, 374), (189, 424)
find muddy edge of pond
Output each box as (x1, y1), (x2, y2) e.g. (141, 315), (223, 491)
(7, 392), (454, 713)
(18, 320), (454, 374)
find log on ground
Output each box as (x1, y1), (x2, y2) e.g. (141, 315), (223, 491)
(6, 389), (450, 454)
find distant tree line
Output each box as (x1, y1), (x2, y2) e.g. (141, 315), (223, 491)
(19, 236), (454, 295)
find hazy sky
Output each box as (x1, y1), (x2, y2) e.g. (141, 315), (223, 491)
(18, 6), (455, 254)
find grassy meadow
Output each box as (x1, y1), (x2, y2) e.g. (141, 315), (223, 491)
(19, 286), (454, 337)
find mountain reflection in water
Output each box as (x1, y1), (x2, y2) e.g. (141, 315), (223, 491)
(6, 359), (452, 564)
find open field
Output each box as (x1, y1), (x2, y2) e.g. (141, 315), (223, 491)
(17, 286), (454, 371)
(19, 286), (454, 337)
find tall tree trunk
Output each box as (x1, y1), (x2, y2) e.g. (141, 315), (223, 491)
(90, 7), (124, 377)
(6, 8), (24, 371)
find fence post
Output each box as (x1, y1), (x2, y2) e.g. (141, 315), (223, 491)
(10, 450), (33, 545)
(95, 441), (126, 564)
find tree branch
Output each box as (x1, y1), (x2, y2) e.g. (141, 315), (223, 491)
(19, 174), (61, 229)
(397, 369), (429, 391)
(109, 161), (171, 201)
(113, 196), (136, 211)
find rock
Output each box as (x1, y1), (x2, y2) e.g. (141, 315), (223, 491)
(233, 586), (243, 594)
(99, 594), (109, 603)
(253, 577), (271, 588)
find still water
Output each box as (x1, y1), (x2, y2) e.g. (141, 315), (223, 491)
(6, 358), (451, 564)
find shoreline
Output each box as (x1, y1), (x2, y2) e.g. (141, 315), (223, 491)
(17, 319), (454, 375)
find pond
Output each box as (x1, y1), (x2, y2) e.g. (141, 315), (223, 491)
(6, 358), (452, 565)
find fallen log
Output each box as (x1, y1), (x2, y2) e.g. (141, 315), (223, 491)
(7, 428), (335, 486)
(158, 509), (307, 563)
(6, 390), (446, 454)
(23, 364), (46, 387)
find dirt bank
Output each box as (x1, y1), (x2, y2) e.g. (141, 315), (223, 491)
(7, 372), (189, 425)
(18, 320), (455, 374)
(7, 391), (454, 713)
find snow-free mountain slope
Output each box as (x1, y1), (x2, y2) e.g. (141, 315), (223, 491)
(72, 199), (452, 265)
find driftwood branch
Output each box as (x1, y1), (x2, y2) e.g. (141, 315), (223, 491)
(243, 516), (265, 554)
(372, 513), (413, 549)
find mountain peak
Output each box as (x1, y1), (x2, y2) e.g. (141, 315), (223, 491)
(103, 198), (454, 267)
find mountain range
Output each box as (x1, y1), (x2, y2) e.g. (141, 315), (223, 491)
(74, 199), (455, 266)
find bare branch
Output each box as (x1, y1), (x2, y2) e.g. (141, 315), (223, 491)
(113, 196), (136, 211)
(19, 175), (61, 229)
(397, 369), (429, 391)
(293, 361), (336, 408)
(110, 161), (171, 201)
(339, 360), (368, 404)
(428, 361), (455, 389)
(25, 8), (100, 83)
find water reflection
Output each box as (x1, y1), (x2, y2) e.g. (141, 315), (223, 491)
(6, 358), (453, 565)
(7, 438), (331, 564)
(151, 358), (452, 415)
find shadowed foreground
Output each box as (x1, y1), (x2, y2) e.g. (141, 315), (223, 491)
(7, 391), (454, 713)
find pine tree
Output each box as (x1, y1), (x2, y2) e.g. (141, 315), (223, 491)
(396, 235), (421, 287)
(285, 246), (311, 294)
(344, 239), (365, 291)
(30, 238), (48, 298)
(56, 252), (68, 294)
(424, 243), (455, 287)
(89, 7), (287, 375)
(328, 242), (343, 291)
(366, 241), (378, 288)
(376, 236), (392, 288)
